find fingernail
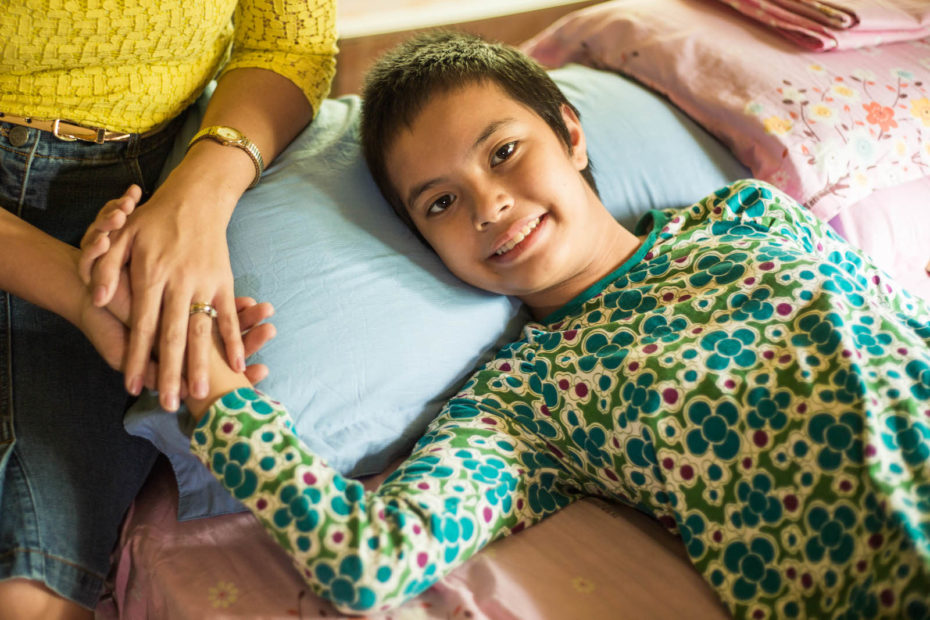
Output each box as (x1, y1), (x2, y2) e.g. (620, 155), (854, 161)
(236, 356), (246, 373)
(193, 379), (208, 399)
(128, 376), (143, 396)
(165, 393), (179, 412)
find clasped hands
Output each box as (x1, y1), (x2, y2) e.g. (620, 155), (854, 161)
(77, 185), (273, 410)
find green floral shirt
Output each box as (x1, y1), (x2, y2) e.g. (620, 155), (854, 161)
(192, 180), (930, 617)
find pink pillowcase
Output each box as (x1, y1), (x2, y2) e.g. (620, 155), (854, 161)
(523, 0), (930, 221)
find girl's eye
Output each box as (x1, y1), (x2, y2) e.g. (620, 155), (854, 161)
(427, 194), (455, 215)
(491, 141), (517, 166)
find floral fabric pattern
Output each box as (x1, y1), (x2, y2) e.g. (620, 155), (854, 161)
(192, 180), (930, 616)
(521, 0), (930, 220)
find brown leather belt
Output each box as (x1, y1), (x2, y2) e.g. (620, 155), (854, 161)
(0, 111), (163, 143)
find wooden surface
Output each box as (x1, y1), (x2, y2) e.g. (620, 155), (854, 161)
(332, 0), (602, 96)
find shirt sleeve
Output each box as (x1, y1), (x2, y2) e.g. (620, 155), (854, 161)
(701, 179), (928, 320)
(221, 0), (338, 114)
(189, 387), (576, 614)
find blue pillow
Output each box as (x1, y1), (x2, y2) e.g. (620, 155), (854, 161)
(124, 64), (748, 520)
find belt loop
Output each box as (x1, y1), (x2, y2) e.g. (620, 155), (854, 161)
(126, 131), (141, 158)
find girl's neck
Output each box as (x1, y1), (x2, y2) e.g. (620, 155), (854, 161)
(525, 218), (644, 321)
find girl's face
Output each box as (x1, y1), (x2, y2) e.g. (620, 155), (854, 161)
(386, 81), (628, 317)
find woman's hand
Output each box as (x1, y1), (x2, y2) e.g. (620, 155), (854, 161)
(81, 161), (246, 411)
(78, 231), (275, 393)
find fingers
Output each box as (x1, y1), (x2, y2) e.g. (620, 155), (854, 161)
(242, 321), (276, 359)
(236, 298), (275, 333)
(155, 286), (195, 411)
(243, 363), (269, 385)
(89, 225), (133, 308)
(216, 291), (245, 373)
(184, 296), (217, 402)
(79, 185), (141, 286)
(124, 274), (165, 401)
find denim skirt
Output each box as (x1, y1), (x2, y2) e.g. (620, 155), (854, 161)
(0, 113), (184, 608)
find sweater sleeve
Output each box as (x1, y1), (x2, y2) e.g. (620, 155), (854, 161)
(189, 387), (575, 615)
(221, 0), (338, 114)
(702, 179), (927, 319)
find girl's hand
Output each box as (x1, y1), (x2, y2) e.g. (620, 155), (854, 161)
(236, 296), (276, 385)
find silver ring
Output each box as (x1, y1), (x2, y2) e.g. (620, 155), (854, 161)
(189, 302), (218, 319)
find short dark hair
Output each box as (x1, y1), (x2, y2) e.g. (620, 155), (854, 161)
(360, 31), (597, 238)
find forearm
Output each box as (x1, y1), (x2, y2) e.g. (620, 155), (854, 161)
(190, 392), (550, 614)
(0, 209), (86, 325)
(177, 67), (314, 205)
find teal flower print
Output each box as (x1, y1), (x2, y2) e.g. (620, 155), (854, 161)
(393, 454), (455, 483)
(577, 330), (634, 372)
(808, 412), (863, 470)
(820, 365), (865, 405)
(722, 537), (782, 600)
(618, 372), (662, 428)
(792, 311), (845, 355)
(430, 513), (478, 563)
(905, 317), (930, 341)
(836, 582), (879, 620)
(728, 288), (775, 322)
(818, 263), (866, 306)
(273, 483), (322, 532)
(827, 249), (869, 289)
(641, 315), (688, 344)
(746, 386), (790, 431)
(805, 505), (857, 564)
(906, 360), (930, 400)
(677, 512), (707, 559)
(850, 316), (892, 356)
(757, 243), (801, 264)
(916, 483), (930, 513)
(571, 424), (610, 467)
(630, 253), (672, 280)
(700, 328), (758, 370)
(689, 253), (749, 288)
(212, 442), (259, 500)
(881, 415), (930, 467)
(733, 473), (783, 528)
(527, 472), (571, 515)
(711, 220), (769, 238)
(685, 401), (742, 460)
(603, 288), (658, 321)
(315, 557), (379, 611)
(724, 183), (772, 217)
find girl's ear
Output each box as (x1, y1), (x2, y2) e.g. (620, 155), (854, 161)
(560, 103), (588, 171)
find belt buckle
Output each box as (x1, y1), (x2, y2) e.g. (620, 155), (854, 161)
(51, 119), (106, 144)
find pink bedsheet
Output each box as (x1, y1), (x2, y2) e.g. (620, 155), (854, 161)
(97, 459), (728, 619)
(715, 0), (930, 51)
(832, 175), (930, 301)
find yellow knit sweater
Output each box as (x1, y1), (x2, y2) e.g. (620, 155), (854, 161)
(0, 0), (337, 133)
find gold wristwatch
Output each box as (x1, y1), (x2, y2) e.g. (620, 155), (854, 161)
(187, 126), (265, 189)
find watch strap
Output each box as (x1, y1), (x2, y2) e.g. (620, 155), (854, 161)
(188, 126), (265, 189)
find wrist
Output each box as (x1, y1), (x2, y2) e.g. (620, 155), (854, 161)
(184, 345), (252, 421)
(173, 140), (257, 204)
(188, 126), (264, 189)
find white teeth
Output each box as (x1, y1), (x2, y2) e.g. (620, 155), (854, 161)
(495, 217), (541, 256)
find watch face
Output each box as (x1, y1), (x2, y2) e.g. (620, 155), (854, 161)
(216, 127), (240, 140)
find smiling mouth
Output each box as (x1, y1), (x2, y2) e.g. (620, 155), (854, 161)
(494, 215), (544, 256)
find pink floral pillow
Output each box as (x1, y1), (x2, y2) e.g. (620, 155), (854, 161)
(523, 0), (930, 221)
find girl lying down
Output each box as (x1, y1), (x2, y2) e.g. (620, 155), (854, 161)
(84, 32), (930, 618)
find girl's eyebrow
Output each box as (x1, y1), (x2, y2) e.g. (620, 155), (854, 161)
(406, 118), (515, 209)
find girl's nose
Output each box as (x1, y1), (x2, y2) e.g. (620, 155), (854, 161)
(472, 187), (513, 231)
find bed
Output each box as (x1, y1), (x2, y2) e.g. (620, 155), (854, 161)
(96, 1), (930, 617)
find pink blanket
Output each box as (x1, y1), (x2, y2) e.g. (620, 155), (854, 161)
(716, 0), (930, 51)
